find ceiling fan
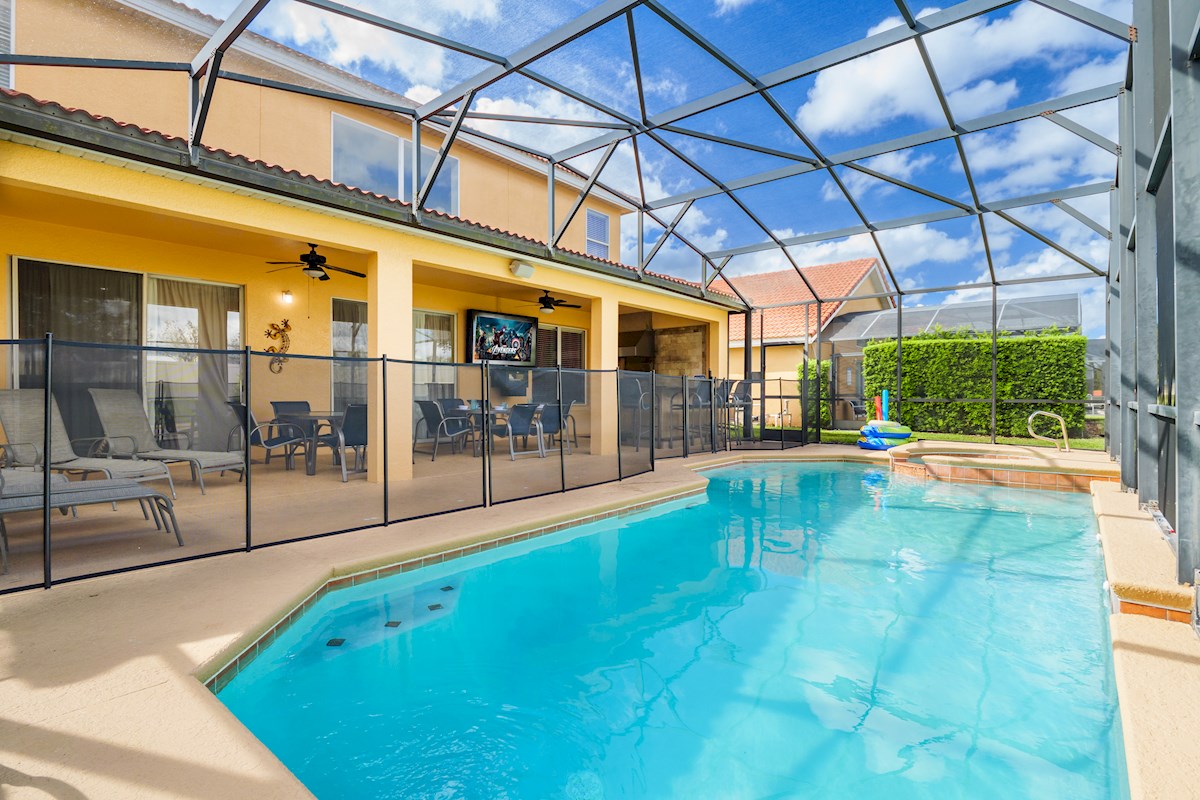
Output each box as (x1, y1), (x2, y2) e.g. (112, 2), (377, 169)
(533, 290), (582, 315)
(266, 243), (365, 281)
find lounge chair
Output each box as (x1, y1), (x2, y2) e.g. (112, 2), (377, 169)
(0, 469), (180, 574)
(88, 388), (244, 494)
(0, 389), (176, 496)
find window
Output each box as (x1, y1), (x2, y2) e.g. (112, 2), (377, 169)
(332, 299), (368, 412)
(536, 325), (585, 369)
(534, 325), (586, 405)
(403, 140), (459, 215)
(330, 114), (459, 215)
(146, 277), (242, 449)
(331, 115), (400, 200)
(0, 0), (11, 89)
(413, 309), (455, 400)
(585, 209), (610, 259)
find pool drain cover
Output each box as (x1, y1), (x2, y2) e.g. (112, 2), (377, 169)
(326, 638), (346, 647)
(427, 603), (443, 611)
(385, 621), (402, 628)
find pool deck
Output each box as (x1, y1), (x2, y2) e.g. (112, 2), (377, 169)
(0, 443), (1196, 799)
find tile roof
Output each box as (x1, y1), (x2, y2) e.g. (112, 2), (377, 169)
(713, 259), (882, 343)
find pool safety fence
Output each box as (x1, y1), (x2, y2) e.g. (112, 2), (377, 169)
(0, 337), (753, 592)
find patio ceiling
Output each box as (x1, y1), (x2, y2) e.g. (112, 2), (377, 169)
(2, 0), (1131, 308)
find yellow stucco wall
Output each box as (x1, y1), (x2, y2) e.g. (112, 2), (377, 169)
(9, 0), (627, 255)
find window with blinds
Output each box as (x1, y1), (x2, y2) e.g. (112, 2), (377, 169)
(585, 209), (609, 259)
(536, 325), (585, 369)
(1, 0), (12, 89)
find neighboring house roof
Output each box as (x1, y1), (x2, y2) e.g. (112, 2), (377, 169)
(0, 87), (742, 309)
(713, 259), (883, 344)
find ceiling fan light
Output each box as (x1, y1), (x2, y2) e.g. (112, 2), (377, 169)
(540, 305), (554, 314)
(302, 265), (325, 279)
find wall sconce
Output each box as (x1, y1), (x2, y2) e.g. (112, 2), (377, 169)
(509, 260), (535, 279)
(281, 290), (293, 305)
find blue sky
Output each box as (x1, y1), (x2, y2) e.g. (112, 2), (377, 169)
(196, 0), (1130, 334)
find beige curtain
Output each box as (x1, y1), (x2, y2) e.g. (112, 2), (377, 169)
(148, 279), (241, 450)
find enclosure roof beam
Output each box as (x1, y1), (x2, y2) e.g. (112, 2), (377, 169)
(415, 0), (645, 120)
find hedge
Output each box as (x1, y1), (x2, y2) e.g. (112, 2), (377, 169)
(861, 331), (1087, 436)
(794, 359), (831, 429)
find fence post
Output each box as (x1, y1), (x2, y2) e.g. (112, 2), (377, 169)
(557, 365), (566, 492)
(382, 355), (389, 524)
(683, 375), (690, 458)
(42, 332), (53, 589)
(244, 345), (252, 552)
(650, 371), (657, 468)
(615, 371), (624, 479)
(483, 363), (492, 506)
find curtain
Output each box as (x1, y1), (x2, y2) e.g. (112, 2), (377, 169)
(18, 260), (141, 442)
(148, 278), (241, 450)
(332, 299), (368, 411)
(413, 310), (455, 400)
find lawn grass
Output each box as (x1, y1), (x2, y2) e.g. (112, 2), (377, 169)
(792, 428), (1106, 451)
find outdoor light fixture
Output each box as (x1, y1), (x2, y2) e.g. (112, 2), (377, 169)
(281, 290), (293, 305)
(540, 304), (554, 314)
(509, 260), (535, 279)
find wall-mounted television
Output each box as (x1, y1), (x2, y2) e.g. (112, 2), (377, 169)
(466, 310), (537, 366)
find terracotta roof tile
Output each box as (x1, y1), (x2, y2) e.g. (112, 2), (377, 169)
(713, 259), (882, 343)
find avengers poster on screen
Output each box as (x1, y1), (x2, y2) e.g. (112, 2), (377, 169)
(468, 312), (536, 365)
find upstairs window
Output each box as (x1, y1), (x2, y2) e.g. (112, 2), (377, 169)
(585, 209), (610, 259)
(330, 114), (459, 215)
(1, 0), (12, 89)
(403, 140), (459, 215)
(331, 115), (400, 200)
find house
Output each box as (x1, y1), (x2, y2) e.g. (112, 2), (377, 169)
(713, 259), (892, 427)
(0, 0), (740, 589)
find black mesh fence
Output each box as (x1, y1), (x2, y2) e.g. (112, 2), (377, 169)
(398, 359), (487, 521)
(617, 370), (653, 478)
(0, 338), (739, 593)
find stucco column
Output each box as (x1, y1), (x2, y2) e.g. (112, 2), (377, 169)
(368, 248), (413, 482)
(588, 296), (618, 456)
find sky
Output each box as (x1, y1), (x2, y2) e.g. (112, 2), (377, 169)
(194, 0), (1131, 336)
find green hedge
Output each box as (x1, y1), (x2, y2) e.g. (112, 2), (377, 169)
(862, 332), (1087, 436)
(795, 360), (831, 429)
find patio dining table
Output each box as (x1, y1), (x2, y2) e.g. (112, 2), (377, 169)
(277, 410), (344, 475)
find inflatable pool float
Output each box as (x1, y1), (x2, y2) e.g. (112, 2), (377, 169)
(857, 420), (912, 450)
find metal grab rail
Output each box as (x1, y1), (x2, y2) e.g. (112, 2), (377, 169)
(1028, 410), (1070, 452)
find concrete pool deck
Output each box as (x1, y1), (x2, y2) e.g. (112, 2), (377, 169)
(0, 444), (1195, 799)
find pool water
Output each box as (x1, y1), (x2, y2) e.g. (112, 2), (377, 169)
(218, 463), (1127, 799)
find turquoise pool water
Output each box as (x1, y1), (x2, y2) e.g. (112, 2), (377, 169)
(218, 463), (1127, 799)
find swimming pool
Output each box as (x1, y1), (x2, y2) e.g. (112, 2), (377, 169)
(218, 462), (1127, 799)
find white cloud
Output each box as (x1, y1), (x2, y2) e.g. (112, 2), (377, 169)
(248, 0), (502, 89)
(874, 223), (975, 270)
(795, 2), (1127, 137)
(714, 0), (761, 16)
(945, 79), (1019, 119)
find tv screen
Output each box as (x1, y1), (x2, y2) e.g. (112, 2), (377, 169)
(467, 310), (537, 366)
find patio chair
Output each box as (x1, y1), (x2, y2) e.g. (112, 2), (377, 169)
(0, 389), (176, 497)
(490, 403), (545, 461)
(227, 403), (308, 471)
(271, 400), (351, 474)
(668, 379), (712, 448)
(538, 400), (574, 454)
(618, 375), (652, 451)
(333, 403), (368, 476)
(413, 400), (472, 462)
(87, 388), (244, 494)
